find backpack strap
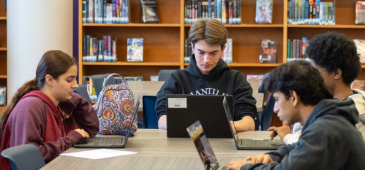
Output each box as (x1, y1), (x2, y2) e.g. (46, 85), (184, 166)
(101, 73), (129, 90)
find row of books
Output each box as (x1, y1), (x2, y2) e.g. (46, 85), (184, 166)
(354, 39), (365, 64)
(83, 35), (117, 62)
(0, 87), (5, 106)
(184, 0), (242, 24)
(287, 0), (335, 25)
(183, 38), (233, 63)
(82, 0), (130, 24)
(287, 37), (309, 61)
(356, 1), (365, 25)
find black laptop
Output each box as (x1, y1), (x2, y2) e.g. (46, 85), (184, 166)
(222, 96), (282, 150)
(167, 94), (234, 138)
(74, 97), (140, 148)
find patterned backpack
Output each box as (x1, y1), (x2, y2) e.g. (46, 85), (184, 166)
(94, 73), (137, 135)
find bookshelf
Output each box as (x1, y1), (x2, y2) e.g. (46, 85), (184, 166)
(0, 0), (6, 107)
(77, 0), (365, 89)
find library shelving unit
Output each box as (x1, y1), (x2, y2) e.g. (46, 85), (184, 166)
(78, 0), (365, 88)
(0, 1), (6, 112)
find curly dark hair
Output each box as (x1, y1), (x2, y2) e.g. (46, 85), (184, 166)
(265, 60), (332, 106)
(306, 31), (361, 85)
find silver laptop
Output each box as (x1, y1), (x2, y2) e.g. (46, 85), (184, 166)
(186, 121), (227, 170)
(222, 96), (283, 150)
(74, 97), (140, 148)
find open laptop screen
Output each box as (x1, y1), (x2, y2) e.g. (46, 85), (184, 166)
(167, 94), (234, 138)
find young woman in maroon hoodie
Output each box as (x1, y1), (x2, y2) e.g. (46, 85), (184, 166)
(0, 50), (99, 170)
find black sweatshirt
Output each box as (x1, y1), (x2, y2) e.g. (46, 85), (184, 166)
(241, 98), (365, 170)
(155, 55), (257, 121)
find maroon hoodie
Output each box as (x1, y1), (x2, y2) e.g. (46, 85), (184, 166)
(0, 90), (99, 170)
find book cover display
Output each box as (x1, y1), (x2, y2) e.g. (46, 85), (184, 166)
(0, 87), (6, 106)
(127, 38), (144, 62)
(354, 39), (365, 64)
(356, 1), (365, 25)
(255, 0), (273, 24)
(141, 0), (159, 23)
(259, 39), (277, 63)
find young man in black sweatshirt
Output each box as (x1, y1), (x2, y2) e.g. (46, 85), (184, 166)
(155, 19), (257, 131)
(227, 60), (365, 170)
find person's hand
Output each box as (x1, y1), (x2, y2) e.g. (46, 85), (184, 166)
(244, 154), (273, 164)
(267, 126), (292, 141)
(227, 159), (250, 170)
(74, 129), (90, 138)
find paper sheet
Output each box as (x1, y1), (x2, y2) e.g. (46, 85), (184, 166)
(60, 149), (137, 159)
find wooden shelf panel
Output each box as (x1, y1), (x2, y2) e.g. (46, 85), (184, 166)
(184, 63), (280, 67)
(83, 23), (181, 27)
(0, 17), (6, 20)
(288, 25), (365, 29)
(0, 47), (6, 51)
(0, 75), (6, 79)
(83, 62), (180, 66)
(0, 106), (4, 112)
(184, 24), (284, 28)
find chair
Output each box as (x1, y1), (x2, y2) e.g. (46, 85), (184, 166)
(157, 70), (175, 81)
(75, 84), (92, 104)
(255, 72), (270, 130)
(142, 95), (159, 129)
(1, 144), (45, 170)
(260, 93), (275, 131)
(89, 74), (122, 98)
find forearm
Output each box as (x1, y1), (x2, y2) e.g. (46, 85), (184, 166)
(234, 116), (255, 131)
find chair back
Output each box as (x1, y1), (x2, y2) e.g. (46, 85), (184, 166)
(89, 74), (122, 98)
(260, 93), (275, 131)
(157, 70), (175, 81)
(75, 84), (92, 104)
(142, 95), (158, 129)
(1, 144), (45, 170)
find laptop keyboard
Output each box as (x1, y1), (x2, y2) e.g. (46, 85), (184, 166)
(239, 139), (271, 147)
(91, 137), (124, 145)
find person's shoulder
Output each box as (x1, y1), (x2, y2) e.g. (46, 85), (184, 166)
(17, 95), (45, 106)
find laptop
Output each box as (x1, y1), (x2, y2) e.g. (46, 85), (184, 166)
(186, 121), (227, 170)
(74, 97), (140, 148)
(167, 94), (234, 138)
(222, 96), (283, 150)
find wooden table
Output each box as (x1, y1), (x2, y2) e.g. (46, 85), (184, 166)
(41, 130), (272, 170)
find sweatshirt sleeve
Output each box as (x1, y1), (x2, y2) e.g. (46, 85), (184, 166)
(240, 126), (341, 170)
(156, 77), (179, 118)
(8, 98), (83, 163)
(233, 72), (257, 120)
(59, 93), (100, 137)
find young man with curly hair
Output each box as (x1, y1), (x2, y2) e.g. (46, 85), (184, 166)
(227, 60), (365, 170)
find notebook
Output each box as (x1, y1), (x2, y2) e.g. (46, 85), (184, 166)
(222, 96), (283, 150)
(186, 121), (227, 170)
(74, 97), (140, 148)
(167, 94), (234, 138)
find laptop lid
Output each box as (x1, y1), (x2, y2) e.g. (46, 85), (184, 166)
(222, 96), (282, 150)
(167, 94), (234, 138)
(74, 96), (140, 148)
(186, 121), (221, 170)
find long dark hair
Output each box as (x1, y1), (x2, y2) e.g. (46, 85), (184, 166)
(0, 50), (77, 141)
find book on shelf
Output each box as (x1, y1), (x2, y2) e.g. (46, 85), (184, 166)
(127, 38), (144, 62)
(183, 0), (241, 24)
(83, 0), (130, 24)
(287, 37), (309, 61)
(356, 1), (365, 25)
(354, 39), (365, 64)
(352, 80), (365, 91)
(255, 0), (273, 24)
(288, 0), (335, 25)
(83, 35), (117, 62)
(246, 75), (264, 85)
(222, 38), (232, 63)
(124, 76), (143, 81)
(259, 39), (277, 63)
(184, 38), (192, 63)
(141, 0), (159, 23)
(150, 75), (158, 81)
(0, 86), (6, 106)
